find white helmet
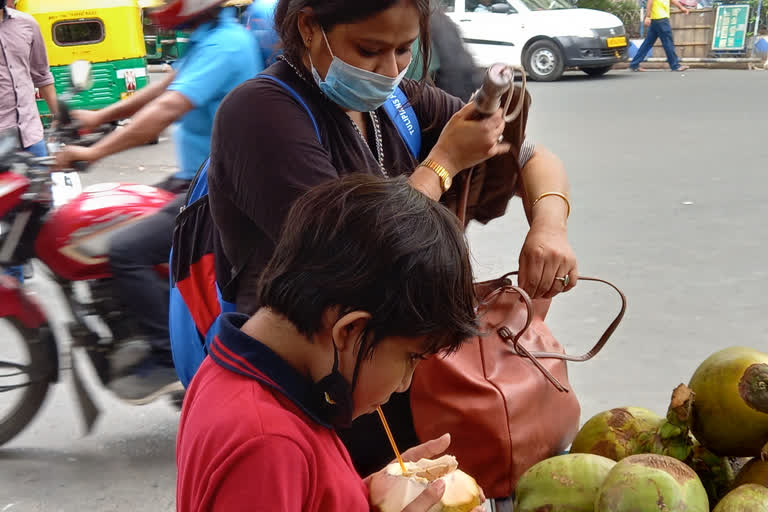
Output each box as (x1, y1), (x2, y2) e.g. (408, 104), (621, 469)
(150, 0), (227, 29)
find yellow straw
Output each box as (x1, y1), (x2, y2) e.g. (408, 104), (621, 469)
(377, 406), (407, 475)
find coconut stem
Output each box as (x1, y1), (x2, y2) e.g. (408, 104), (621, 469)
(666, 383), (695, 430)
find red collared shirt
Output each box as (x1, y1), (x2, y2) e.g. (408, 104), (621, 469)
(0, 7), (54, 147)
(176, 314), (370, 512)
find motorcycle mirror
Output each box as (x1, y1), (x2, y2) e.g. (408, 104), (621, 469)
(69, 60), (94, 93)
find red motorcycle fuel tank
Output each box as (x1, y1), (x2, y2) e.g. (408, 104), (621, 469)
(36, 183), (175, 281)
(0, 172), (30, 217)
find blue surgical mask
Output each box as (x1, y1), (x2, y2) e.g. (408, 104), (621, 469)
(310, 31), (410, 112)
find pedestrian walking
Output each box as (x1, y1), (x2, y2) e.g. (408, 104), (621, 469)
(630, 0), (691, 72)
(0, 0), (58, 282)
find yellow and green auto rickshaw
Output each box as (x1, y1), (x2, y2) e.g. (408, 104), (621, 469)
(139, 0), (186, 63)
(16, 0), (150, 126)
(140, 0), (251, 63)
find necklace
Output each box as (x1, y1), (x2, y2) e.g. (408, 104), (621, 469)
(279, 56), (387, 177)
(346, 110), (387, 177)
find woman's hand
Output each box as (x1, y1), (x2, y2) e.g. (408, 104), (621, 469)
(54, 145), (96, 171)
(518, 220), (578, 299)
(428, 102), (511, 176)
(366, 434), (486, 512)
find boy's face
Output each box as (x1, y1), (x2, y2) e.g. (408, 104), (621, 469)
(344, 335), (428, 419)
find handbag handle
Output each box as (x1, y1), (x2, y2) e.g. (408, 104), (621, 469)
(477, 272), (627, 392)
(477, 283), (570, 392)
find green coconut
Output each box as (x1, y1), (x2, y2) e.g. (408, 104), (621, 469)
(570, 407), (664, 461)
(513, 453), (616, 512)
(689, 346), (768, 457)
(595, 454), (709, 512)
(733, 458), (768, 488)
(712, 484), (768, 512)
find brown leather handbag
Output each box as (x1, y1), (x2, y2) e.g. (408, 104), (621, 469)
(409, 270), (626, 498)
(410, 70), (627, 498)
(413, 137), (627, 499)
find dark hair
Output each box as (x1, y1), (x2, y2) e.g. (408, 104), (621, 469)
(274, 0), (433, 85)
(257, 174), (478, 358)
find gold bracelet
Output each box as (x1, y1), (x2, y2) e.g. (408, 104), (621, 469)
(531, 192), (571, 218)
(420, 158), (452, 193)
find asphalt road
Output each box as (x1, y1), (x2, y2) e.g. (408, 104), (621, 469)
(1, 68), (767, 511)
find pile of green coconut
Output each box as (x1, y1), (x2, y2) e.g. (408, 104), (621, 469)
(514, 346), (768, 512)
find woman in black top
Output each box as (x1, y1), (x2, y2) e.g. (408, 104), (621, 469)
(208, 0), (577, 479)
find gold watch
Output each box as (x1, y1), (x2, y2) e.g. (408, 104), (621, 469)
(420, 158), (452, 193)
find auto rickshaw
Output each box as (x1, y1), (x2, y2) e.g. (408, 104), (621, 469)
(140, 0), (252, 63)
(139, 0), (186, 63)
(16, 0), (149, 126)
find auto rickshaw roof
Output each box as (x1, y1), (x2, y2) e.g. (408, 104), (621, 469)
(18, 0), (142, 14)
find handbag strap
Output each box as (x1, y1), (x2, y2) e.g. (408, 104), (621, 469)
(477, 273), (627, 392)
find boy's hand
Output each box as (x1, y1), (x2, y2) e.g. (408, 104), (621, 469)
(366, 434), (486, 512)
(399, 433), (451, 463)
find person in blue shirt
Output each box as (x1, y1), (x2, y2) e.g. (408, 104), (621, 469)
(55, 0), (262, 403)
(240, 0), (279, 65)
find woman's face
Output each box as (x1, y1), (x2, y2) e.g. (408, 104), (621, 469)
(301, 1), (421, 79)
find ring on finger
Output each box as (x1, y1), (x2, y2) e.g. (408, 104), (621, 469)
(555, 274), (570, 287)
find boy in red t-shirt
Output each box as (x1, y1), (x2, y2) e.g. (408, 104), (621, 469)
(176, 174), (486, 512)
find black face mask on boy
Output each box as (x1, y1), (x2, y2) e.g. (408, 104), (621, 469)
(311, 342), (362, 429)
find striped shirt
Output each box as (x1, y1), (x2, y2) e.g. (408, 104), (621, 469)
(0, 8), (54, 147)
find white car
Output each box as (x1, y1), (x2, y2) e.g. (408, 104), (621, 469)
(442, 0), (629, 81)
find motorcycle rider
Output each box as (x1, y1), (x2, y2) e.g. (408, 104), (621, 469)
(55, 0), (262, 403)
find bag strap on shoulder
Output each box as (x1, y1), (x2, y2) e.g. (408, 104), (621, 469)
(382, 87), (421, 158)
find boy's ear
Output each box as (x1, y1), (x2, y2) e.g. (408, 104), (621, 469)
(331, 311), (372, 353)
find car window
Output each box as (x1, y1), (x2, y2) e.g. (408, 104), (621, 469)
(518, 0), (573, 10)
(52, 19), (105, 46)
(466, 1), (518, 13)
(440, 0), (455, 12)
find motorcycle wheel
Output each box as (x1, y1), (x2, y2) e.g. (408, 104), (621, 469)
(0, 318), (52, 446)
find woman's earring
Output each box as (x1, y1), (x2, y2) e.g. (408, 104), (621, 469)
(306, 37), (312, 46)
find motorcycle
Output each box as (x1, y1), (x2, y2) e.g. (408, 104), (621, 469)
(0, 61), (179, 447)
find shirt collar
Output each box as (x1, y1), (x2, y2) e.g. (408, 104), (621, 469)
(209, 313), (331, 428)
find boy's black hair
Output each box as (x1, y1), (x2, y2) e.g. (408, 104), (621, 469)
(257, 174), (479, 358)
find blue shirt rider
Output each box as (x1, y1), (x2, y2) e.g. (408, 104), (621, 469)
(53, 0), (262, 403)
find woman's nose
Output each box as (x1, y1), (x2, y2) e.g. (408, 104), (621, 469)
(379, 52), (400, 78)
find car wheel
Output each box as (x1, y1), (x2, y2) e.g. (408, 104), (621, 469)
(580, 65), (613, 77)
(524, 40), (565, 82)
